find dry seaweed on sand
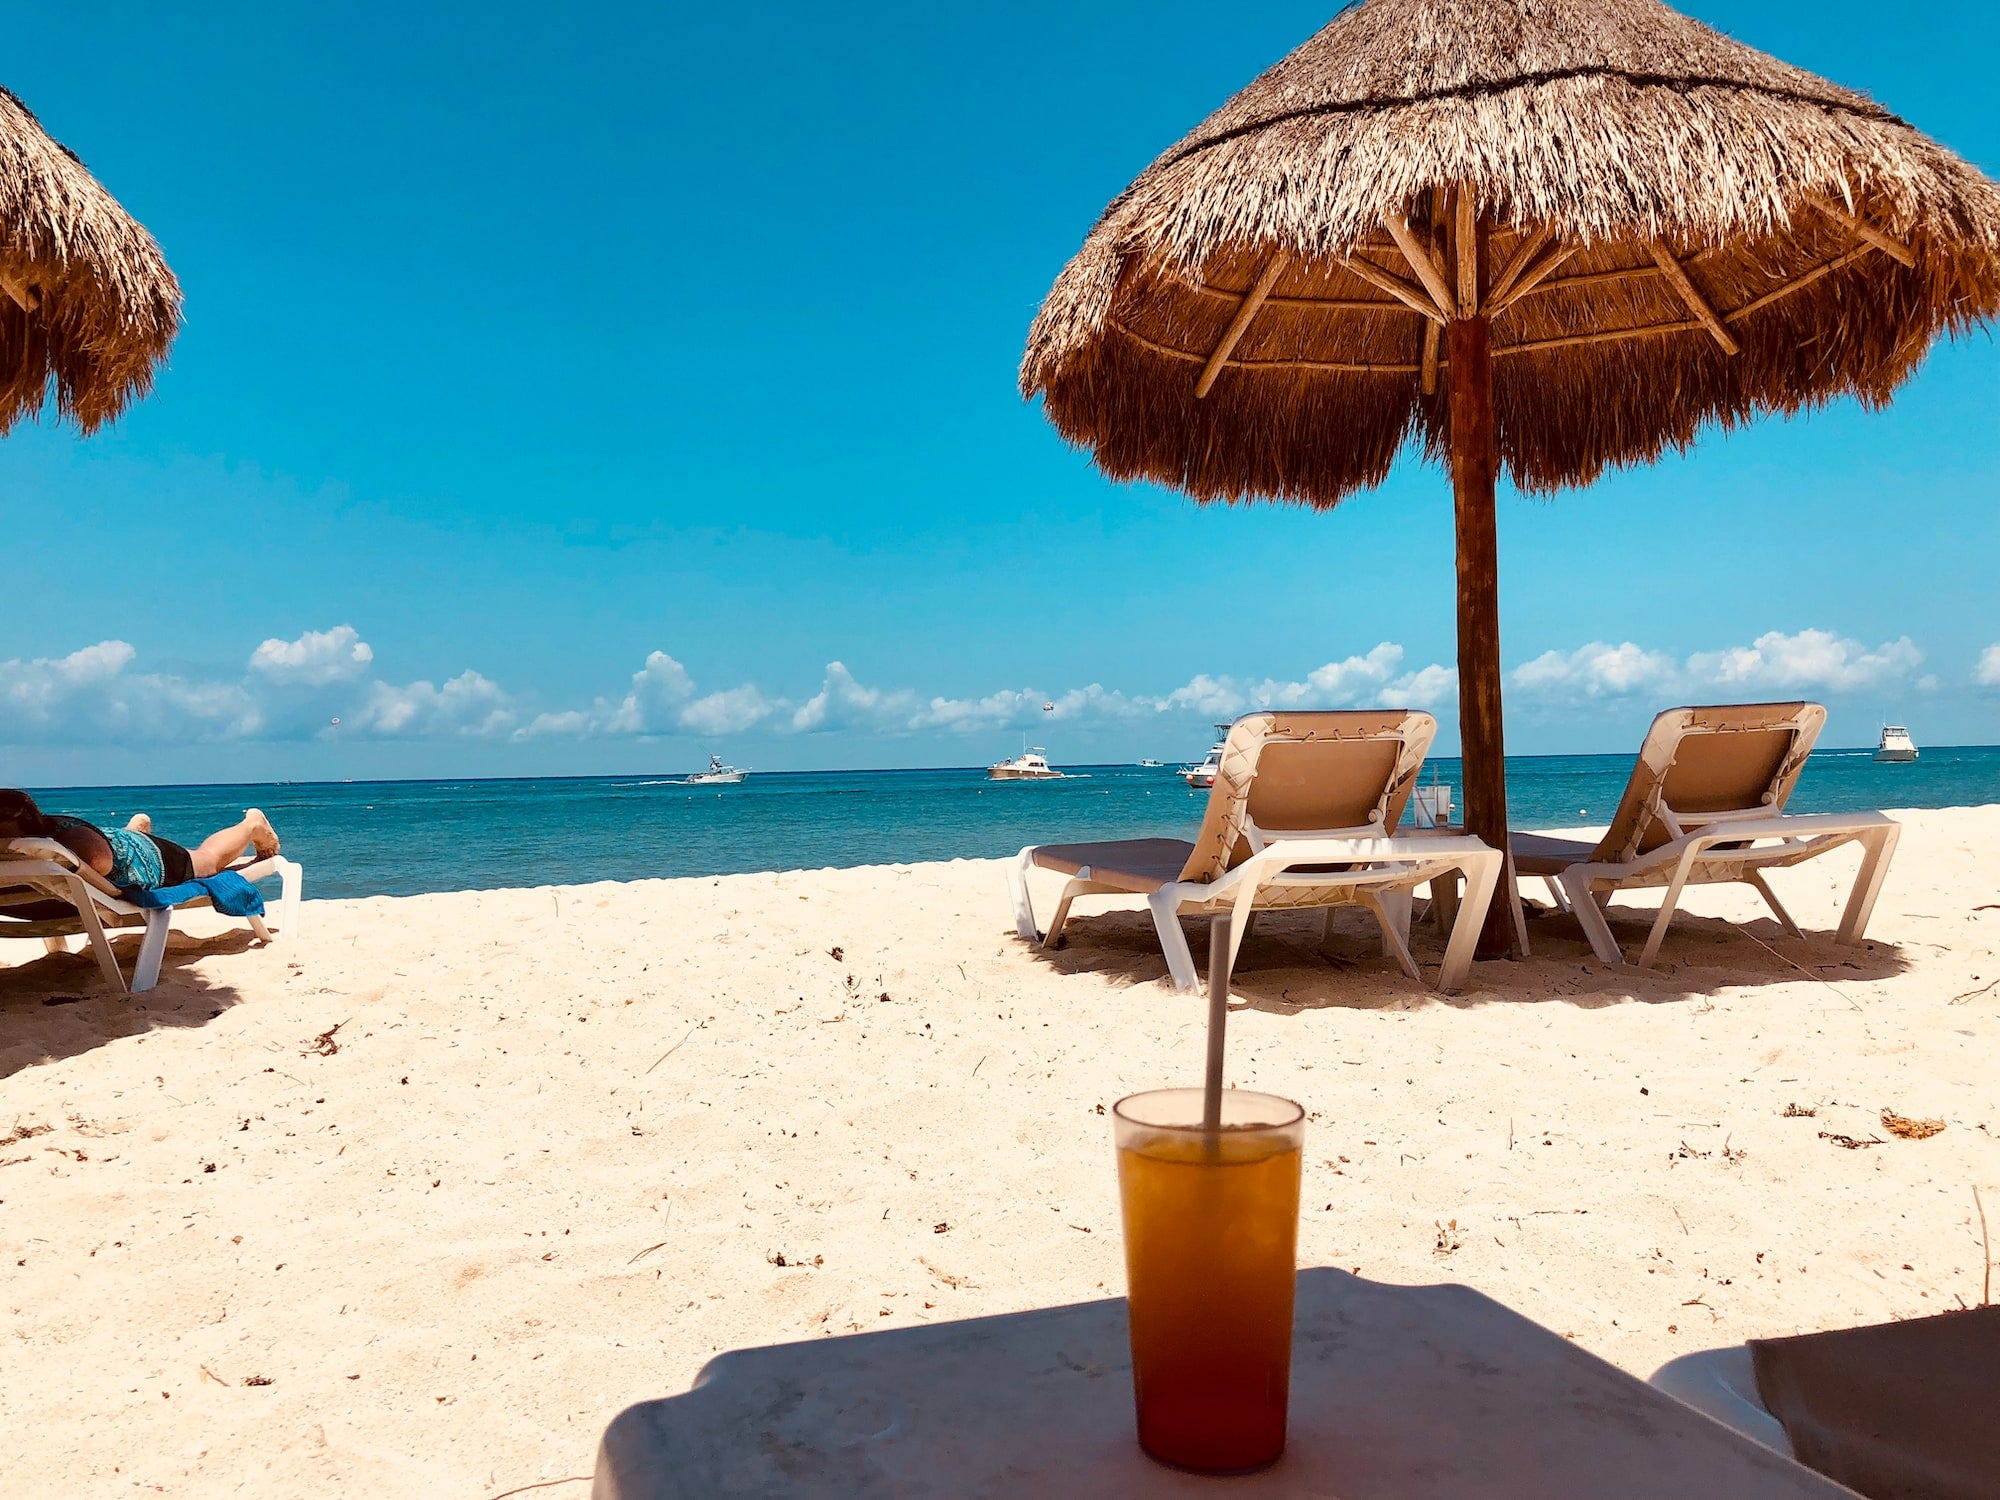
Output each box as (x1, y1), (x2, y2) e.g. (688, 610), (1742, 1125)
(1881, 1110), (1946, 1140)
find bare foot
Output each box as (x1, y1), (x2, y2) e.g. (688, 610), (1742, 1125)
(244, 808), (281, 859)
(125, 813), (153, 834)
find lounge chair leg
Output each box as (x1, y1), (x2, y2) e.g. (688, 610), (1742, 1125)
(1007, 848), (1039, 941)
(42, 935), (72, 955)
(1317, 906), (1340, 954)
(1504, 852), (1531, 958)
(1836, 823), (1900, 945)
(1044, 879), (1085, 949)
(1542, 875), (1571, 913)
(1560, 870), (1626, 965)
(275, 858), (303, 938)
(1637, 852), (1700, 968)
(1746, 872), (1803, 939)
(1428, 873), (1461, 933)
(1359, 891), (1421, 984)
(66, 874), (128, 992)
(1148, 892), (1198, 993)
(132, 910), (171, 993)
(1438, 854), (1501, 992)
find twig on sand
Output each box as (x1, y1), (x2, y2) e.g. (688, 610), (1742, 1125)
(1976, 1185), (1992, 1308)
(304, 1021), (349, 1057)
(485, 1479), (591, 1500)
(1673, 1207), (1690, 1237)
(644, 1023), (700, 1075)
(1948, 976), (1999, 1005)
(971, 1056), (986, 1078)
(1735, 927), (1862, 1011)
(628, 1202), (674, 1264)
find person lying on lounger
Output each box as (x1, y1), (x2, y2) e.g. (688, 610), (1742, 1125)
(0, 791), (281, 893)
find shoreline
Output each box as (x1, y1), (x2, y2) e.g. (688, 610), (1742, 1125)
(3, 808), (1996, 1495)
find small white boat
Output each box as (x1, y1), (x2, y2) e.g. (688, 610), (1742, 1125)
(1138, 757), (1162, 768)
(1179, 724), (1230, 789)
(988, 747), (1067, 781)
(1873, 725), (1918, 763)
(683, 755), (748, 785)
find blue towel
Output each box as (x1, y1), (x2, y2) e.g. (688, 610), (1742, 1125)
(121, 870), (267, 918)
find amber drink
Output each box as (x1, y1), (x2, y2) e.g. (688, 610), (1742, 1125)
(1113, 1089), (1304, 1472)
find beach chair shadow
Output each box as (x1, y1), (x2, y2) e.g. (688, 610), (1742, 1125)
(0, 929), (251, 1080)
(1016, 887), (1909, 1013)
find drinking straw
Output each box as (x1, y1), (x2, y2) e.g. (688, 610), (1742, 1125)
(1202, 914), (1229, 1133)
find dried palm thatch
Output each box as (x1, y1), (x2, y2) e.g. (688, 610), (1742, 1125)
(1023, 0), (2000, 503)
(1020, 0), (2000, 957)
(1, 85), (180, 435)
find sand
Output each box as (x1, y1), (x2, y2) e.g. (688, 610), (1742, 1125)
(3, 807), (1996, 1497)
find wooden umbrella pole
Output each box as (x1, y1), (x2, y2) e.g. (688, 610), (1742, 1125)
(1446, 198), (1518, 958)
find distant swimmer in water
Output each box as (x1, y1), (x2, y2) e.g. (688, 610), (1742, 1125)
(0, 790), (280, 892)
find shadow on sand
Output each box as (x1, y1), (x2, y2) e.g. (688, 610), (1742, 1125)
(0, 930), (252, 1081)
(1016, 897), (1909, 1015)
(591, 1266), (1837, 1499)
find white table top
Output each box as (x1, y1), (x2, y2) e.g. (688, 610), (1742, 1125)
(592, 1269), (1854, 1498)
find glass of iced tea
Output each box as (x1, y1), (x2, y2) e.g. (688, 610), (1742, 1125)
(1113, 1088), (1304, 1473)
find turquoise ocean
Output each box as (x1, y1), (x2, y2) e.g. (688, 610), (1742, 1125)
(24, 744), (1998, 901)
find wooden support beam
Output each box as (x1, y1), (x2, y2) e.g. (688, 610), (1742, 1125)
(1487, 224), (1553, 306)
(0, 270), (39, 312)
(1804, 192), (1916, 268)
(1188, 283), (1419, 315)
(1454, 191), (1480, 315)
(1108, 318), (1420, 373)
(1723, 244), (1875, 323)
(1337, 254), (1447, 323)
(1647, 242), (1740, 355)
(1496, 319), (1704, 356)
(1194, 255), (1287, 398)
(1485, 244), (1579, 314)
(1381, 210), (1458, 320)
(1420, 319), (1441, 396)
(1521, 263), (1664, 299)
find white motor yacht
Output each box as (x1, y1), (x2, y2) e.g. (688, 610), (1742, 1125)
(988, 747), (1066, 781)
(683, 755), (748, 785)
(1873, 725), (1918, 763)
(1180, 724), (1230, 789)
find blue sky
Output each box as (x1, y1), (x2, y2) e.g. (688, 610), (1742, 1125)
(4, 0), (1996, 786)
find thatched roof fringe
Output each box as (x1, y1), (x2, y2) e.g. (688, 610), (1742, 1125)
(1, 85), (181, 434)
(1022, 0), (2000, 507)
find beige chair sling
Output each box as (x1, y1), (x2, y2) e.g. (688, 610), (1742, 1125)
(1008, 710), (1503, 994)
(0, 835), (302, 994)
(1511, 702), (1898, 967)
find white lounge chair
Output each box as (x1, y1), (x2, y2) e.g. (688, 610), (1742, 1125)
(1008, 710), (1503, 994)
(1511, 702), (1899, 968)
(0, 836), (302, 994)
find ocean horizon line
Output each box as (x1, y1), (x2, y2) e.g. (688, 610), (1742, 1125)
(24, 741), (2000, 797)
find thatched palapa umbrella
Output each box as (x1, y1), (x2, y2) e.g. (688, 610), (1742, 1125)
(1, 85), (180, 435)
(1023, 0), (2000, 955)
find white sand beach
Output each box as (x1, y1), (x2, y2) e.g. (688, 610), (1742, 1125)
(3, 807), (1996, 1497)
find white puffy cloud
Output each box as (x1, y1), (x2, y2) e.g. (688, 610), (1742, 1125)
(1514, 630), (1926, 706)
(0, 640), (260, 744)
(1152, 644), (1458, 720)
(1683, 630), (1921, 693)
(343, 671), (515, 738)
(1512, 641), (1679, 703)
(248, 625), (374, 686)
(1976, 644), (2000, 688)
(792, 662), (920, 733)
(680, 685), (776, 736)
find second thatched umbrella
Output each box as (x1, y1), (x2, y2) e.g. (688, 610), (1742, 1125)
(1023, 0), (2000, 954)
(2, 84), (180, 435)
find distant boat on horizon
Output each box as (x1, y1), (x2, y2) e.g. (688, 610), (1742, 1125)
(988, 746), (1068, 781)
(1874, 725), (1918, 763)
(1138, 757), (1162, 768)
(682, 755), (748, 785)
(1180, 723), (1231, 789)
